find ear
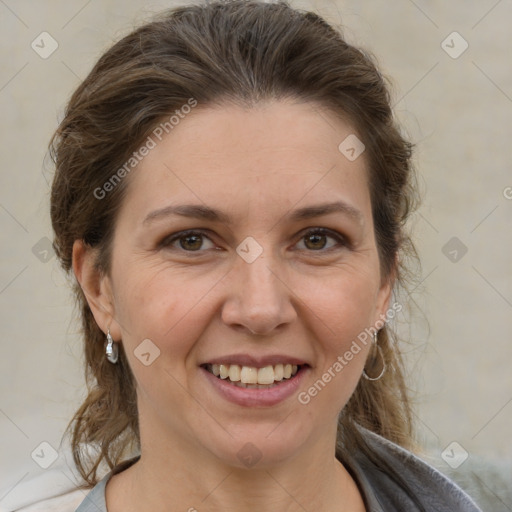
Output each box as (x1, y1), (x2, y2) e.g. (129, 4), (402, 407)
(72, 239), (122, 341)
(374, 277), (393, 326)
(373, 254), (398, 328)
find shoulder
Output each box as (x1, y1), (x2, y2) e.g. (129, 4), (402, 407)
(0, 460), (93, 512)
(73, 477), (108, 512)
(8, 490), (86, 512)
(3, 457), (138, 512)
(73, 456), (140, 512)
(346, 425), (483, 512)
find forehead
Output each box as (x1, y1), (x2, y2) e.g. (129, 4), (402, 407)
(119, 99), (370, 224)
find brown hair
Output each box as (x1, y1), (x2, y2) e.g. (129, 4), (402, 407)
(50, 0), (420, 492)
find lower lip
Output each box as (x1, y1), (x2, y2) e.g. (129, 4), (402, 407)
(200, 366), (309, 407)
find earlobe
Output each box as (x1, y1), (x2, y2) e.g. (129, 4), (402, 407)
(72, 240), (121, 339)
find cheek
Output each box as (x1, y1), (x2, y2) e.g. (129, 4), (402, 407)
(294, 268), (378, 393)
(112, 267), (217, 423)
(113, 264), (222, 362)
(297, 264), (379, 340)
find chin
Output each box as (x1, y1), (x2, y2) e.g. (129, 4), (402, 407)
(199, 419), (313, 470)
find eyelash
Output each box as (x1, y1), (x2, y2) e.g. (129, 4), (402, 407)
(159, 228), (349, 255)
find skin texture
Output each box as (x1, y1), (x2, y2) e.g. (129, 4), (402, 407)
(73, 99), (393, 511)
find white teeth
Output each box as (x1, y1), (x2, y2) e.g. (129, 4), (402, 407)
(228, 364), (241, 382)
(219, 364), (229, 379)
(240, 366), (258, 384)
(274, 363), (284, 381)
(206, 363), (300, 385)
(257, 365), (275, 385)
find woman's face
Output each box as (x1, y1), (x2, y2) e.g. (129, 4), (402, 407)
(85, 99), (392, 468)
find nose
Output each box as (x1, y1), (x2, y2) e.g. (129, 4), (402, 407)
(221, 251), (297, 336)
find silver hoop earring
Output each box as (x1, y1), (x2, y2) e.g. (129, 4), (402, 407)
(362, 330), (385, 381)
(105, 328), (119, 364)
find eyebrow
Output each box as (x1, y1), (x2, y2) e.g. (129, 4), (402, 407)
(142, 201), (364, 226)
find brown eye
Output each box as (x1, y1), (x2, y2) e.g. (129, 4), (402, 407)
(179, 234), (204, 251)
(161, 230), (216, 252)
(296, 228), (346, 252)
(304, 232), (328, 250)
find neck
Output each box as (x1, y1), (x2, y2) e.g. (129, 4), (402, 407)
(106, 412), (364, 512)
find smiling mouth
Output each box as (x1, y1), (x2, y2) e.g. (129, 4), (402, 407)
(202, 363), (303, 389)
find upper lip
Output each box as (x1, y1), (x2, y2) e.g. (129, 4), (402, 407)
(200, 354), (310, 368)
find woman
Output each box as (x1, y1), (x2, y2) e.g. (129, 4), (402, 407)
(47, 1), (482, 510)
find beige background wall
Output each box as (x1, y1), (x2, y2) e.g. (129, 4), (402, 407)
(1, 0), (511, 507)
